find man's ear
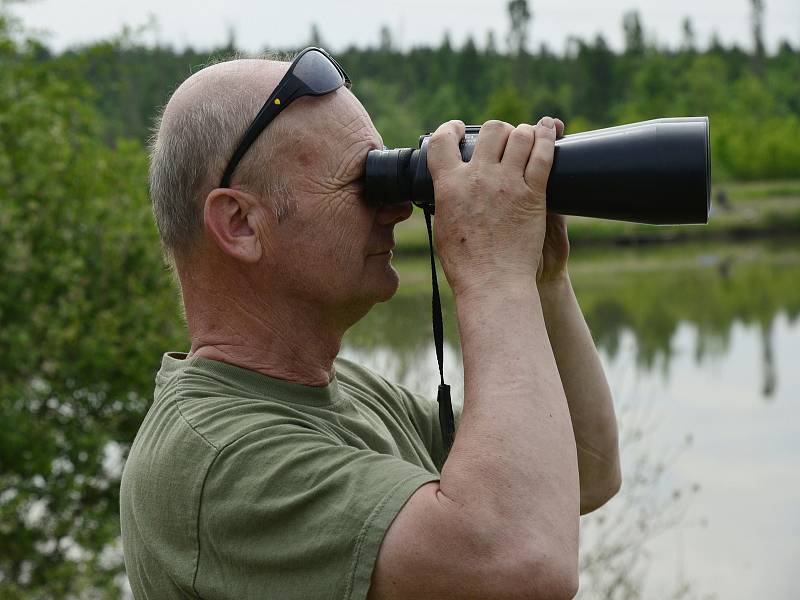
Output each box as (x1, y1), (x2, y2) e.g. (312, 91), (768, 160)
(203, 188), (263, 263)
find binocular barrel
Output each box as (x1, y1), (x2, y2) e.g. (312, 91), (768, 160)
(364, 116), (711, 225)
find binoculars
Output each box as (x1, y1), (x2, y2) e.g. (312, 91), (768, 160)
(364, 117), (711, 225)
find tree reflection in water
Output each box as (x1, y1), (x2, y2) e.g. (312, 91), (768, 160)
(575, 377), (705, 600)
(351, 242), (800, 600)
(2, 242), (798, 598)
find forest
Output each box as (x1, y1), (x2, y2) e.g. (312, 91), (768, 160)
(13, 2), (800, 180)
(1, 0), (799, 597)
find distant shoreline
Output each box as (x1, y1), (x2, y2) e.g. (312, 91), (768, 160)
(394, 180), (800, 253)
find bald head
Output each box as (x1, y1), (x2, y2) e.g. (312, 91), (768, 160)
(156, 56), (408, 364)
(149, 58), (295, 260)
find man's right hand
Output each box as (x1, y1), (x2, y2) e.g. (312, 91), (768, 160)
(368, 116), (579, 600)
(426, 117), (558, 297)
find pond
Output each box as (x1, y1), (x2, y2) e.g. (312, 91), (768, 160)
(2, 239), (799, 599)
(343, 239), (800, 600)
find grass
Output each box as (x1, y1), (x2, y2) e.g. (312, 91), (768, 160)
(392, 180), (800, 253)
(722, 180), (800, 201)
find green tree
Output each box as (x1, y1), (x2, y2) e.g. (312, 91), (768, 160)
(681, 16), (696, 53)
(456, 35), (485, 120)
(482, 84), (528, 124)
(379, 24), (393, 52)
(309, 22), (325, 47)
(622, 10), (645, 56)
(571, 35), (616, 124)
(485, 30), (498, 56)
(506, 0), (532, 56)
(750, 0), (766, 76)
(25, 15), (800, 181)
(0, 11), (185, 597)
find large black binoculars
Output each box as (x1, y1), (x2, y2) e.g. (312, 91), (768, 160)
(364, 116), (711, 225)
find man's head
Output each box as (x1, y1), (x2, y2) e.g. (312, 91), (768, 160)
(149, 54), (413, 336)
(150, 58), (295, 258)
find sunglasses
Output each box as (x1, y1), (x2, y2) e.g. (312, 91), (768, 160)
(219, 47), (352, 188)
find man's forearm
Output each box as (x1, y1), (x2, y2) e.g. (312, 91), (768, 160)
(441, 280), (579, 572)
(539, 276), (621, 513)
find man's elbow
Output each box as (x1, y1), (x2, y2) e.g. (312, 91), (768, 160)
(514, 551), (579, 600)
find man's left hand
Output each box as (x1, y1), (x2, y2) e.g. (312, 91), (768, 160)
(536, 118), (569, 284)
(537, 214), (570, 283)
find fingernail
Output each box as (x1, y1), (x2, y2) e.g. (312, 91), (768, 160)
(541, 116), (555, 129)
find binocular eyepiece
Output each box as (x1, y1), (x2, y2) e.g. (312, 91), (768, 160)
(364, 117), (711, 225)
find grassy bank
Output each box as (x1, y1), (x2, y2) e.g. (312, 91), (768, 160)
(393, 180), (800, 254)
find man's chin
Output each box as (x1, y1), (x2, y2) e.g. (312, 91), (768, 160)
(349, 269), (400, 310)
(376, 268), (401, 302)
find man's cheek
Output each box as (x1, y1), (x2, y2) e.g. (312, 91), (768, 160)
(325, 191), (361, 224)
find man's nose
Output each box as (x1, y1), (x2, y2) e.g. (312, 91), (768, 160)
(376, 200), (414, 226)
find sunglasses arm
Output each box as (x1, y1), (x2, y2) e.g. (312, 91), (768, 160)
(220, 78), (306, 188)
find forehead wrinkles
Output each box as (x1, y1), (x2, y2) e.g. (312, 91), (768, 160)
(285, 96), (376, 172)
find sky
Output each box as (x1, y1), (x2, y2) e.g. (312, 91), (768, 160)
(10, 0), (800, 55)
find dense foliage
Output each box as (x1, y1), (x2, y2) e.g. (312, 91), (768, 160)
(1, 2), (799, 598)
(34, 13), (800, 181)
(0, 12), (185, 598)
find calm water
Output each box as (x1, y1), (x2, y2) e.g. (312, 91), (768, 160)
(343, 240), (800, 600)
(4, 240), (799, 598)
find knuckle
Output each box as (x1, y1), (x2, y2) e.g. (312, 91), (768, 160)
(533, 153), (553, 170)
(432, 120), (458, 138)
(429, 130), (451, 148)
(482, 119), (512, 132)
(537, 122), (557, 140)
(512, 124), (535, 142)
(466, 170), (486, 193)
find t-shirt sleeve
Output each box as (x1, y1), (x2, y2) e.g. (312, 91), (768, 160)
(194, 424), (440, 600)
(392, 384), (464, 470)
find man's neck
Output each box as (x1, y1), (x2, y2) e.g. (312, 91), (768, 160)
(189, 325), (341, 387)
(182, 280), (346, 388)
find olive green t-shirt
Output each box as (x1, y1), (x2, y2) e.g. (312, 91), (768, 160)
(120, 352), (451, 600)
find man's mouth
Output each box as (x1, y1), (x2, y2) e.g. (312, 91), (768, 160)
(367, 244), (395, 257)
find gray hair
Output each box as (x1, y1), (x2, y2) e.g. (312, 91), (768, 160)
(149, 54), (297, 261)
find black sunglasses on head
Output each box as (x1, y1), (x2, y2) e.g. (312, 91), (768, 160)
(219, 47), (352, 188)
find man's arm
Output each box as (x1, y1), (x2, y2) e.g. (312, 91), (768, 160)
(368, 119), (580, 600)
(539, 273), (622, 514)
(534, 119), (621, 514)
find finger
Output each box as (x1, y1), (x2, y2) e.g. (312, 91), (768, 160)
(554, 118), (565, 139)
(537, 115), (565, 139)
(500, 124), (536, 170)
(471, 119), (514, 164)
(547, 213), (567, 229)
(525, 117), (557, 190)
(427, 120), (466, 177)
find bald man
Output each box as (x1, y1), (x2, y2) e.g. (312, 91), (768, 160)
(120, 51), (621, 600)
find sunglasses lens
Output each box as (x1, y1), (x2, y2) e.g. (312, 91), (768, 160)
(293, 50), (345, 94)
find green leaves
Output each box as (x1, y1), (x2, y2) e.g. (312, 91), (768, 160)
(0, 13), (185, 598)
(1, 7), (799, 596)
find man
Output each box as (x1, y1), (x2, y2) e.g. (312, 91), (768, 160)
(121, 48), (621, 600)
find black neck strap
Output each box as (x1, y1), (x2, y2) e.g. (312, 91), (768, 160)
(422, 208), (455, 460)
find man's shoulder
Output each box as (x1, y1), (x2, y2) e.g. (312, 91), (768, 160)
(334, 355), (405, 398)
(151, 353), (335, 450)
(335, 355), (384, 384)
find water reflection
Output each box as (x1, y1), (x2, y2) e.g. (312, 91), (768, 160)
(344, 241), (800, 600)
(1, 241), (798, 598)
(347, 242), (800, 399)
